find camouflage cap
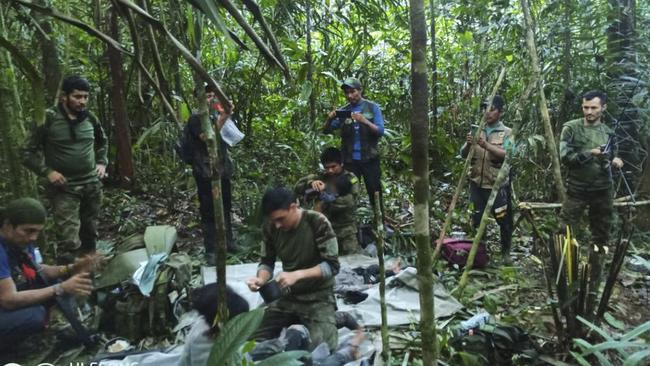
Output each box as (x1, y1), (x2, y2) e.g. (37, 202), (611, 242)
(341, 77), (362, 90)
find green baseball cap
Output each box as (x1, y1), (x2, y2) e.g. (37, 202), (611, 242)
(2, 197), (47, 226)
(341, 77), (362, 90)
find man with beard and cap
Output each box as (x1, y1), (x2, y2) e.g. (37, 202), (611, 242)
(0, 198), (101, 353)
(22, 75), (108, 265)
(323, 77), (385, 211)
(460, 95), (514, 260)
(185, 85), (238, 265)
(559, 90), (623, 249)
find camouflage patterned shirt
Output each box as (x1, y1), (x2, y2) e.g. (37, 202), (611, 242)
(560, 118), (616, 191)
(259, 210), (339, 298)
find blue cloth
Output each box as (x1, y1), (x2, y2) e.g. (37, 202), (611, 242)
(137, 253), (169, 296)
(330, 100), (385, 161)
(0, 236), (35, 280)
(0, 305), (48, 348)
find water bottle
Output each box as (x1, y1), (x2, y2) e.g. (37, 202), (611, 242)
(34, 247), (43, 264)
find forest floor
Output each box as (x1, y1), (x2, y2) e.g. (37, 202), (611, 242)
(4, 184), (650, 365)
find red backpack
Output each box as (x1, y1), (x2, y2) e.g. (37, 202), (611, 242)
(441, 238), (489, 268)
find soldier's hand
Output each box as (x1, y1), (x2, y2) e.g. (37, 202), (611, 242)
(590, 148), (603, 156)
(351, 112), (364, 122)
(311, 180), (326, 192)
(47, 170), (67, 186)
(327, 110), (337, 119)
(477, 137), (487, 148)
(246, 277), (265, 292)
(96, 164), (107, 179)
(61, 272), (93, 296)
(612, 157), (624, 169)
(276, 271), (299, 289)
(73, 253), (107, 273)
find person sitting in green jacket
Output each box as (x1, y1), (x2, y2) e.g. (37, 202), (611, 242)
(295, 148), (361, 255)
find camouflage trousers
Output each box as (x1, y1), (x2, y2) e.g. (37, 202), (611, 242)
(252, 291), (338, 351)
(334, 225), (361, 255)
(559, 188), (613, 246)
(46, 181), (102, 264)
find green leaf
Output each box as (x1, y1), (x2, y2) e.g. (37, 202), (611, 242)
(576, 316), (615, 342)
(299, 81), (313, 103)
(207, 307), (266, 366)
(623, 349), (650, 366)
(604, 312), (625, 330)
(134, 122), (163, 151)
(621, 321), (650, 342)
(569, 351), (593, 366)
(255, 350), (309, 366)
(192, 0), (237, 46)
(320, 71), (341, 83)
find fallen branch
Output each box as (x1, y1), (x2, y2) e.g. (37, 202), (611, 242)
(519, 199), (650, 211)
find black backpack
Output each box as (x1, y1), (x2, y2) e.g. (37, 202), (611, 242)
(449, 324), (538, 365)
(175, 122), (196, 165)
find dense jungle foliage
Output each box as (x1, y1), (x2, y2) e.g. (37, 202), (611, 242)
(1, 0), (649, 364)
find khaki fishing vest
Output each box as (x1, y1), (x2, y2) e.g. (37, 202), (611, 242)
(469, 123), (512, 188)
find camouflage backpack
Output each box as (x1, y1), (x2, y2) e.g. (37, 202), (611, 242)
(107, 253), (192, 340)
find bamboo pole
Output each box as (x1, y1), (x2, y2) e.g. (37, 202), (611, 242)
(374, 192), (389, 363)
(432, 67), (507, 263)
(455, 159), (510, 295)
(409, 0), (437, 360)
(519, 0), (566, 203)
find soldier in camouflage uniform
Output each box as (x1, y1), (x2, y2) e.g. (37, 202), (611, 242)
(295, 147), (361, 255)
(22, 76), (108, 264)
(559, 90), (624, 247)
(247, 187), (339, 351)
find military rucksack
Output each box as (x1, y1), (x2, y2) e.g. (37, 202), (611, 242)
(103, 253), (192, 340)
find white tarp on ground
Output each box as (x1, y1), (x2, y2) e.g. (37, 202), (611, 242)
(202, 254), (463, 327)
(101, 255), (461, 366)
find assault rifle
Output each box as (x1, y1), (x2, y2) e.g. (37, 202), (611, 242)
(600, 126), (635, 204)
(25, 251), (99, 347)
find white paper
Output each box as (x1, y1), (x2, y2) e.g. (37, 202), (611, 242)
(220, 118), (245, 146)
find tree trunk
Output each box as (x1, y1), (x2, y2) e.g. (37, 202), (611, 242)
(35, 0), (62, 105)
(108, 6), (135, 187)
(0, 68), (26, 197)
(556, 0), (574, 133)
(520, 0), (567, 203)
(0, 4), (33, 197)
(409, 0), (437, 363)
(606, 0), (641, 195)
(429, 0), (437, 130)
(305, 0), (316, 127)
(200, 94), (230, 329)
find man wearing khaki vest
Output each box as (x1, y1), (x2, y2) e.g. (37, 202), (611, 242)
(460, 95), (514, 259)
